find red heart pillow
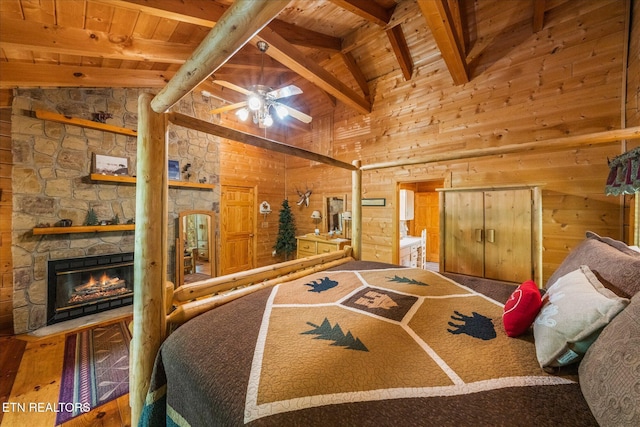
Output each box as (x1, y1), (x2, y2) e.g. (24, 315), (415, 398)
(503, 280), (542, 337)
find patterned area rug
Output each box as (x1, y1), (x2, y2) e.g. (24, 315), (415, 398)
(56, 321), (131, 424)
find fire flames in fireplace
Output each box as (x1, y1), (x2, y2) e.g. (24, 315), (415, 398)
(47, 252), (134, 325)
(68, 271), (130, 305)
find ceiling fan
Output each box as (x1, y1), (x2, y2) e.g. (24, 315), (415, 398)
(209, 41), (312, 128)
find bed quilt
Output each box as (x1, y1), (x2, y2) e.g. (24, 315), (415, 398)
(141, 267), (598, 426)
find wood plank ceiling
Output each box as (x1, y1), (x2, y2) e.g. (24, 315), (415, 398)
(0, 0), (547, 130)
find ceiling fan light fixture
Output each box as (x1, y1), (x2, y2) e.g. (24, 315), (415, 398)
(236, 108), (249, 121)
(247, 94), (262, 111)
(262, 114), (274, 127)
(275, 104), (289, 119)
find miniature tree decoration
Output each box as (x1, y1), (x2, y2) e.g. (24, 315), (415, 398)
(84, 208), (99, 226)
(274, 199), (297, 261)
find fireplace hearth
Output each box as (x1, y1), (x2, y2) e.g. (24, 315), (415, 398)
(47, 253), (134, 325)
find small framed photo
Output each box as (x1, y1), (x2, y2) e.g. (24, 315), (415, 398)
(168, 160), (180, 180)
(92, 153), (128, 176)
(362, 198), (386, 207)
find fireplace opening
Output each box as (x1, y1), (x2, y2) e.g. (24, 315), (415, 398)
(47, 253), (134, 325)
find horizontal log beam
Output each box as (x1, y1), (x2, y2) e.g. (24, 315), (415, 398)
(168, 112), (357, 170)
(168, 255), (355, 325)
(174, 247), (354, 302)
(361, 126), (640, 171)
(0, 63), (172, 88)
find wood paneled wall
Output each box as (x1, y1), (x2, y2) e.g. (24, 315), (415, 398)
(217, 119), (289, 267)
(286, 0), (635, 284)
(0, 89), (13, 334)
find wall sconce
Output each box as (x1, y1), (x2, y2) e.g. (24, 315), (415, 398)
(311, 210), (322, 234)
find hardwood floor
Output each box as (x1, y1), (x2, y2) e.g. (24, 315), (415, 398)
(1, 317), (132, 427)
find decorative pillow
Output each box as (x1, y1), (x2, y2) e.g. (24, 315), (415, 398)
(547, 232), (640, 298)
(533, 265), (629, 369)
(502, 280), (542, 337)
(579, 293), (640, 427)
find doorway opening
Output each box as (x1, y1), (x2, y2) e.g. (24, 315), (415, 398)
(396, 180), (444, 270)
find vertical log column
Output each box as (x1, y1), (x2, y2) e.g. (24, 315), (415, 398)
(351, 160), (362, 260)
(130, 92), (168, 425)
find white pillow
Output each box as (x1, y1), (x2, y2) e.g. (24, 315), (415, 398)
(533, 265), (629, 369)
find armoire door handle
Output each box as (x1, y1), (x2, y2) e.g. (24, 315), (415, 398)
(486, 229), (495, 243)
(475, 228), (483, 242)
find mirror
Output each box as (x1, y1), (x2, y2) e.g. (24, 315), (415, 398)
(324, 195), (346, 235)
(176, 210), (216, 285)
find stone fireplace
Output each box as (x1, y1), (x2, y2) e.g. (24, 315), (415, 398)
(11, 88), (220, 334)
(47, 253), (134, 325)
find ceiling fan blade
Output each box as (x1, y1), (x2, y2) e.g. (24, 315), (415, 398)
(268, 85), (303, 100)
(210, 101), (247, 115)
(277, 103), (312, 124)
(212, 80), (253, 96)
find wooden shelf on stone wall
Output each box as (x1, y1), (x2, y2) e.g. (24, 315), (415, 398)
(32, 109), (137, 137)
(32, 224), (136, 235)
(89, 173), (215, 190)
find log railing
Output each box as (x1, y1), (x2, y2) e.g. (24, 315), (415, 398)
(166, 247), (354, 326)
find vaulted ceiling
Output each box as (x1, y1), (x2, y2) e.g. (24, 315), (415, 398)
(0, 0), (549, 131)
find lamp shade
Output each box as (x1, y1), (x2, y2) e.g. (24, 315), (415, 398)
(311, 210), (321, 219)
(342, 211), (352, 220)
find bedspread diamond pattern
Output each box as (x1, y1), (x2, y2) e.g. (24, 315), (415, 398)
(244, 268), (571, 423)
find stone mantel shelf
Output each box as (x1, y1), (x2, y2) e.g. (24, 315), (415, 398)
(32, 224), (136, 235)
(90, 173), (215, 190)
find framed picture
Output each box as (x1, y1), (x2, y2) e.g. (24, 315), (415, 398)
(92, 153), (128, 176)
(362, 198), (386, 207)
(168, 160), (180, 180)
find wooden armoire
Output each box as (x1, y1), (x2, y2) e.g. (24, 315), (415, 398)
(439, 186), (542, 284)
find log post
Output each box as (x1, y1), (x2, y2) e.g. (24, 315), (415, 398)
(150, 0), (289, 113)
(352, 160), (362, 260)
(130, 92), (168, 425)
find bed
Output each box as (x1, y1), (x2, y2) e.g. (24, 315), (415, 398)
(140, 260), (604, 426)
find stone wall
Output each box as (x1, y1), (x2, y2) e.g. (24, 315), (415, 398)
(11, 88), (220, 333)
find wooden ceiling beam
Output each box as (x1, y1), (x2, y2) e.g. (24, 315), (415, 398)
(168, 112), (355, 170)
(106, 0), (342, 52)
(0, 17), (195, 64)
(340, 52), (370, 100)
(386, 25), (413, 80)
(329, 0), (394, 27)
(257, 27), (371, 115)
(0, 63), (172, 88)
(151, 0), (288, 113)
(417, 0), (469, 85)
(533, 0), (546, 32)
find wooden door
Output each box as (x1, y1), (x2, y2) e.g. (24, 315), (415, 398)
(415, 192), (440, 262)
(484, 189), (532, 282)
(444, 191), (484, 276)
(220, 185), (255, 276)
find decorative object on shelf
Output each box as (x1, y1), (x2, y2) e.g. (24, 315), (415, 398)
(182, 163), (192, 180)
(296, 187), (312, 206)
(208, 41), (312, 129)
(362, 198), (386, 207)
(168, 160), (180, 180)
(92, 153), (128, 176)
(199, 177), (207, 184)
(91, 111), (112, 123)
(112, 214), (120, 225)
(58, 219), (73, 227)
(84, 208), (99, 226)
(274, 200), (297, 261)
